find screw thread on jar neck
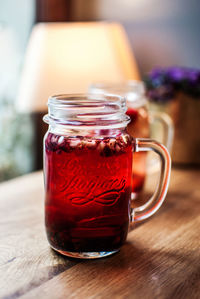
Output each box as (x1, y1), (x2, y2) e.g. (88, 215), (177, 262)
(43, 93), (130, 130)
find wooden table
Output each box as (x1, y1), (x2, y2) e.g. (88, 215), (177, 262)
(0, 168), (200, 299)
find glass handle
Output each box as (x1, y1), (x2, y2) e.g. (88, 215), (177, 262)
(150, 111), (174, 153)
(132, 138), (171, 223)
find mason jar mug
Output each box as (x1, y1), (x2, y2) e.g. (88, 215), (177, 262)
(43, 94), (171, 259)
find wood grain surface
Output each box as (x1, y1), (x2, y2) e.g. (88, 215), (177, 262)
(0, 168), (200, 299)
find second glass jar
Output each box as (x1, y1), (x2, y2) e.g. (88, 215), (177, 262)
(89, 81), (173, 198)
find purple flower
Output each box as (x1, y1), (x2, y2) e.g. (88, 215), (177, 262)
(185, 69), (200, 84)
(150, 68), (165, 80)
(166, 67), (186, 82)
(144, 66), (200, 102)
(147, 85), (174, 103)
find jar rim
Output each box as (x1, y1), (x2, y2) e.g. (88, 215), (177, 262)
(48, 93), (126, 107)
(89, 80), (147, 108)
(44, 93), (130, 129)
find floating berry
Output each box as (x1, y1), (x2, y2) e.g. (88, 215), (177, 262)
(45, 133), (131, 156)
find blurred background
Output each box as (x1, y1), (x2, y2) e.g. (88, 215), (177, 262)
(0, 0), (200, 182)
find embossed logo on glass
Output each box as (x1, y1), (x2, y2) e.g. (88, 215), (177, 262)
(61, 177), (126, 206)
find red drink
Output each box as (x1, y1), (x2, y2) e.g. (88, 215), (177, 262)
(126, 106), (150, 195)
(44, 132), (132, 254)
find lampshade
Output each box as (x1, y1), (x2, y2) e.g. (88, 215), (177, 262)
(16, 22), (140, 112)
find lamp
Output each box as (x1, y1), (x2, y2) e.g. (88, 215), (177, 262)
(16, 22), (140, 112)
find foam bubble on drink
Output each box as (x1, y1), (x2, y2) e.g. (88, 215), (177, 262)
(70, 138), (81, 148)
(86, 140), (97, 148)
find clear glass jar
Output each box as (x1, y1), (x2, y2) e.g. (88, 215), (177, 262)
(89, 81), (173, 198)
(43, 94), (171, 259)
